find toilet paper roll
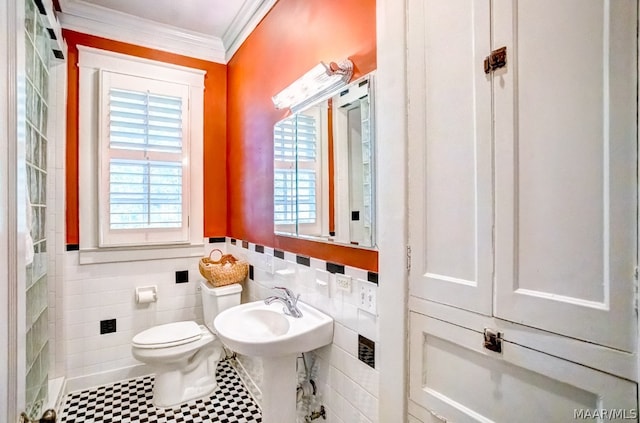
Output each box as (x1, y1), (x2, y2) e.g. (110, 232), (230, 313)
(137, 290), (156, 304)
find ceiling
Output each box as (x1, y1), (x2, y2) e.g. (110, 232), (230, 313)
(57, 0), (277, 63)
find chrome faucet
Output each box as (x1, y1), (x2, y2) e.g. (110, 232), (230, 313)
(264, 286), (303, 318)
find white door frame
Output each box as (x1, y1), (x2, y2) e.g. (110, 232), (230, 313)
(2, 0), (28, 421)
(0, 0), (11, 417)
(376, 0), (409, 421)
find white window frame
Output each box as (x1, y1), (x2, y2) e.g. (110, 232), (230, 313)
(99, 71), (191, 247)
(77, 46), (205, 263)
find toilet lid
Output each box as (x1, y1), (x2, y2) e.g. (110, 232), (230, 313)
(132, 321), (202, 348)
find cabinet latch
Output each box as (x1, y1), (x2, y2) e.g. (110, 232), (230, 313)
(484, 46), (507, 74)
(483, 328), (503, 353)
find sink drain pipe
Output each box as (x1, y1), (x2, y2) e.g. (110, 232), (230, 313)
(296, 353), (317, 401)
(297, 378), (317, 401)
(296, 353), (326, 420)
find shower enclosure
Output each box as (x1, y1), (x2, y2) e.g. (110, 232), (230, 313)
(1, 0), (64, 421)
(24, 0), (53, 417)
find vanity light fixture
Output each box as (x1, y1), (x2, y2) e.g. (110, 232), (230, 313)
(272, 59), (354, 113)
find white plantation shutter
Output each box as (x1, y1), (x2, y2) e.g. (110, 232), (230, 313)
(273, 114), (320, 231)
(274, 168), (297, 225)
(109, 88), (183, 153)
(100, 71), (190, 246)
(274, 116), (298, 228)
(109, 159), (183, 229)
(294, 114), (318, 224)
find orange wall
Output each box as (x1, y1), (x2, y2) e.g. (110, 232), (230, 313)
(226, 0), (378, 270)
(63, 30), (228, 245)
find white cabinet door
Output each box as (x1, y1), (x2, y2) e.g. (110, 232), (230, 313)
(493, 0), (638, 352)
(409, 310), (638, 423)
(409, 0), (638, 351)
(407, 1), (639, 421)
(408, 0), (494, 315)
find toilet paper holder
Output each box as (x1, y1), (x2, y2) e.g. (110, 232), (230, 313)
(135, 285), (158, 304)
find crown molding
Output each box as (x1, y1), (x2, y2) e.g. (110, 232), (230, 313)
(58, 0), (226, 63)
(223, 0), (278, 62)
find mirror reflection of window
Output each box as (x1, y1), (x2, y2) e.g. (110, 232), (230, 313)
(273, 74), (375, 249)
(273, 105), (329, 237)
(274, 116), (297, 234)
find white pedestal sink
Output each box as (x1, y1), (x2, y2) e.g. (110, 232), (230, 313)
(214, 301), (334, 423)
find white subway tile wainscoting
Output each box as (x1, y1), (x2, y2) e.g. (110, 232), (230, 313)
(227, 238), (380, 423)
(57, 237), (379, 423)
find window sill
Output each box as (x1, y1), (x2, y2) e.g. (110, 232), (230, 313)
(78, 243), (205, 265)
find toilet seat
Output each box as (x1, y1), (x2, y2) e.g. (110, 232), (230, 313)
(132, 321), (202, 349)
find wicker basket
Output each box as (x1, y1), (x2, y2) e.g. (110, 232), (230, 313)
(199, 249), (249, 287)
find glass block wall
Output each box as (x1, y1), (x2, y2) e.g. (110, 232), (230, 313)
(24, 0), (51, 417)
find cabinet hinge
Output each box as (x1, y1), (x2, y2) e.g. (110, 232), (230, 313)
(484, 46), (507, 74)
(483, 328), (503, 353)
(406, 245), (412, 274)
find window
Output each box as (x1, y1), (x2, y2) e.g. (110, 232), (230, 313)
(99, 72), (190, 246)
(78, 46), (205, 261)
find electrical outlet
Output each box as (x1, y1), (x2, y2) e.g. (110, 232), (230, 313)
(335, 274), (352, 292)
(358, 280), (377, 315)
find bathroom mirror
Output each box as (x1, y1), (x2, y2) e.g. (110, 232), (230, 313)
(273, 74), (375, 248)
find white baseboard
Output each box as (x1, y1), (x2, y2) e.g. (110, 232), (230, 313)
(64, 364), (151, 395)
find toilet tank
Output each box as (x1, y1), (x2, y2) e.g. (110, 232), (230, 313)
(200, 281), (242, 332)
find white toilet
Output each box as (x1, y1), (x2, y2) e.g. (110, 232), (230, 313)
(131, 281), (242, 408)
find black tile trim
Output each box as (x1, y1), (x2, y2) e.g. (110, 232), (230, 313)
(249, 265), (254, 281)
(326, 262), (345, 274)
(274, 249), (285, 259)
(242, 240), (249, 249)
(46, 28), (57, 40)
(175, 270), (189, 284)
(66, 244), (79, 251)
(100, 319), (116, 335)
(367, 271), (379, 285)
(208, 237), (226, 243)
(255, 245), (264, 253)
(230, 238), (237, 245)
(53, 49), (64, 60)
(358, 335), (375, 369)
(296, 255), (310, 266)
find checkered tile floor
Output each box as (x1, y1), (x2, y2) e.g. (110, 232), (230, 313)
(59, 360), (261, 422)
